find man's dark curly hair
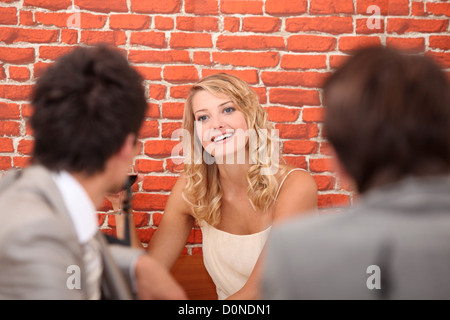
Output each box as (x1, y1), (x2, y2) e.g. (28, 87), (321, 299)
(31, 44), (147, 175)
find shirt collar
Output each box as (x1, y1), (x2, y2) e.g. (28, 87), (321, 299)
(51, 170), (98, 244)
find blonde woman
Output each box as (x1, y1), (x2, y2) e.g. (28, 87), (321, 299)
(146, 73), (318, 300)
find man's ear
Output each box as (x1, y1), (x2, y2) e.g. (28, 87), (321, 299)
(117, 133), (137, 162)
(328, 145), (358, 194)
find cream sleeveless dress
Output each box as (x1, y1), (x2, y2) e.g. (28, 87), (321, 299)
(200, 168), (305, 300)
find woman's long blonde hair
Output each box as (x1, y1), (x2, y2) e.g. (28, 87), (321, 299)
(181, 73), (287, 226)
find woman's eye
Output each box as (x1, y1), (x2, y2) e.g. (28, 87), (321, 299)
(197, 115), (208, 122)
(224, 107), (235, 114)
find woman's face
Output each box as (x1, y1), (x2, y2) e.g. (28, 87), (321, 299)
(191, 90), (249, 161)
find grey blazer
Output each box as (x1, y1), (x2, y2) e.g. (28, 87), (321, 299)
(0, 165), (142, 299)
(262, 175), (450, 300)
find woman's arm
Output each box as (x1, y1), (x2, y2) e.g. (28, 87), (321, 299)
(226, 169), (318, 300)
(147, 174), (195, 270)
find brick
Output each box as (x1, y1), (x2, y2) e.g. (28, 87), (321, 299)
(0, 84), (33, 101)
(21, 104), (34, 118)
(185, 0), (218, 15)
(13, 156), (31, 169)
(426, 2), (450, 17)
(193, 51), (211, 66)
(0, 47), (35, 64)
(35, 12), (107, 29)
(33, 61), (51, 79)
(0, 64), (5, 80)
(339, 36), (382, 53)
(135, 159), (164, 173)
(287, 35), (336, 52)
(170, 85), (192, 99)
(220, 0), (263, 14)
(128, 50), (190, 64)
(329, 54), (349, 69)
(429, 36), (450, 51)
(74, 0), (127, 13)
(23, 0), (71, 10)
(286, 17), (353, 35)
(269, 88), (320, 107)
(0, 138), (14, 153)
(356, 0), (409, 16)
(265, 106), (300, 123)
(131, 0), (181, 13)
(262, 71), (330, 88)
(170, 32), (212, 49)
(0, 121), (20, 136)
(356, 18), (385, 34)
(19, 10), (34, 26)
(252, 87), (267, 104)
(283, 140), (319, 155)
(165, 158), (184, 173)
(242, 17), (281, 33)
(9, 66), (30, 82)
(281, 54), (327, 70)
(80, 30), (126, 46)
(164, 66), (199, 84)
(313, 175), (336, 191)
(0, 7), (17, 25)
(0, 157), (12, 170)
(143, 176), (178, 192)
(216, 35), (285, 51)
(276, 123), (319, 139)
(224, 17), (240, 32)
(144, 140), (179, 158)
(411, 1), (425, 16)
(61, 29), (78, 44)
(212, 51), (279, 68)
(176, 17), (218, 32)
(0, 102), (20, 120)
(138, 121), (159, 139)
(161, 122), (182, 139)
(265, 0), (307, 16)
(202, 69), (258, 85)
(161, 102), (185, 119)
(0, 27), (58, 44)
(154, 16), (174, 30)
(149, 84), (166, 100)
(318, 194), (351, 208)
(310, 0), (354, 14)
(134, 193), (168, 211)
(302, 107), (325, 122)
(386, 37), (425, 52)
(134, 66), (162, 81)
(39, 46), (74, 61)
(17, 139), (33, 155)
(309, 158), (334, 173)
(146, 103), (160, 118)
(109, 14), (151, 30)
(387, 18), (449, 34)
(283, 156), (307, 169)
(187, 228), (203, 244)
(130, 31), (166, 48)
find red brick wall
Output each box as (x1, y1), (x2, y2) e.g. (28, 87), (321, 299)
(0, 0), (449, 252)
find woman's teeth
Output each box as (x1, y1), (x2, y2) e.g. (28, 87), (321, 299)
(213, 132), (233, 142)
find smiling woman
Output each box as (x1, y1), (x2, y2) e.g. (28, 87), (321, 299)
(146, 73), (318, 300)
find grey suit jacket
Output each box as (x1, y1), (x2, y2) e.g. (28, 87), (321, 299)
(262, 175), (450, 299)
(0, 165), (143, 299)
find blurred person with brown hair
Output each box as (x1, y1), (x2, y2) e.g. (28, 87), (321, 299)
(262, 46), (450, 299)
(0, 45), (186, 300)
